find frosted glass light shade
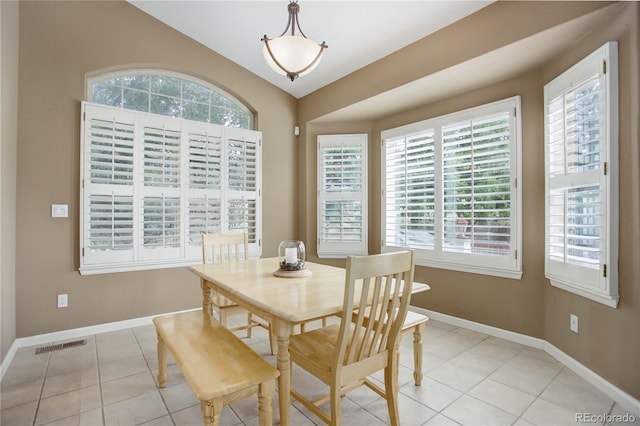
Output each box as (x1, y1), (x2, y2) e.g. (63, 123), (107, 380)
(263, 35), (325, 80)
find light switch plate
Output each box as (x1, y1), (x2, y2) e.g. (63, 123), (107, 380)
(51, 204), (69, 218)
(570, 314), (579, 333)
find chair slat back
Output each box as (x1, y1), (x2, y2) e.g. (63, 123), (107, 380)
(335, 251), (416, 368)
(202, 233), (249, 264)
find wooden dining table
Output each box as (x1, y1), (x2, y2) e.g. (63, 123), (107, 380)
(188, 257), (429, 426)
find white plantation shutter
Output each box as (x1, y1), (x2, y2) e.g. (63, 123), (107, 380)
(384, 131), (435, 250)
(228, 132), (258, 193)
(139, 116), (183, 260)
(80, 102), (261, 274)
(142, 125), (181, 188)
(382, 97), (521, 278)
(188, 128), (222, 190)
(317, 134), (368, 258)
(86, 114), (134, 185)
(226, 128), (260, 253)
(186, 124), (223, 256)
(544, 42), (618, 307)
(441, 113), (512, 257)
(188, 197), (221, 244)
(82, 105), (136, 265)
(86, 195), (134, 262)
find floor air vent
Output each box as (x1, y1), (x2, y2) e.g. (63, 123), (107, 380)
(35, 339), (87, 354)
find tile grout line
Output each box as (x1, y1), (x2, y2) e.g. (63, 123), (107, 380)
(94, 336), (107, 426)
(31, 351), (51, 426)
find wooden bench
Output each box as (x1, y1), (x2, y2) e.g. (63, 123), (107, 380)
(153, 310), (280, 426)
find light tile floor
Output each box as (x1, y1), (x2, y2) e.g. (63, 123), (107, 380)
(1, 314), (638, 425)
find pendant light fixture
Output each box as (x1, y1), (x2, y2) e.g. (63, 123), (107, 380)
(261, 1), (328, 81)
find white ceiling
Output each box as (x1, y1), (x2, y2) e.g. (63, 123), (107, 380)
(129, 1), (618, 122)
(128, 0), (493, 99)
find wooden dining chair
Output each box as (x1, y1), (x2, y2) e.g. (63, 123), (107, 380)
(288, 250), (416, 426)
(202, 233), (275, 355)
(354, 307), (429, 387)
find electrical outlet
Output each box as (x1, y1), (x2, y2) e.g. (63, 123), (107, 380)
(57, 294), (68, 308)
(570, 314), (579, 333)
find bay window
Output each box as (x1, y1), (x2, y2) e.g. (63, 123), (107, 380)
(382, 97), (522, 278)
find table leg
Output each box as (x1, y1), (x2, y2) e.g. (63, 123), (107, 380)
(201, 278), (212, 316)
(273, 318), (292, 426)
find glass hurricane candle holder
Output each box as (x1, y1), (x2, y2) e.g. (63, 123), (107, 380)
(278, 240), (306, 271)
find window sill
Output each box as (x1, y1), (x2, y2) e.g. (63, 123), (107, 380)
(548, 277), (619, 309)
(79, 258), (201, 275)
(416, 258), (523, 280)
(317, 250), (369, 259)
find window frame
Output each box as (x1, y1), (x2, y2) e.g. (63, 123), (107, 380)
(317, 134), (368, 258)
(543, 42), (619, 308)
(381, 96), (522, 279)
(80, 101), (262, 275)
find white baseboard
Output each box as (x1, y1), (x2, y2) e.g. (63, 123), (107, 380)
(0, 308), (199, 382)
(544, 342), (640, 417)
(414, 307), (546, 349)
(0, 341), (19, 381)
(413, 307), (640, 417)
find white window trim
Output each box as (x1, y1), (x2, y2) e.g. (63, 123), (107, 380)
(80, 101), (262, 275)
(317, 134), (368, 258)
(381, 96), (522, 279)
(544, 42), (618, 308)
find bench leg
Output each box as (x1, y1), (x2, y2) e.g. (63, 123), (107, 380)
(157, 332), (167, 388)
(247, 312), (253, 338)
(258, 380), (275, 426)
(268, 325), (276, 356)
(201, 399), (223, 426)
(413, 323), (425, 386)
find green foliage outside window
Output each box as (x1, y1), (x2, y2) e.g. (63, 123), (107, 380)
(90, 72), (252, 129)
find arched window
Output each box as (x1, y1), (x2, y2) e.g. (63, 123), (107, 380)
(88, 71), (253, 129)
(80, 70), (261, 275)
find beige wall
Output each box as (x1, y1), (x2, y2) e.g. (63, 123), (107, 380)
(15, 1), (297, 338)
(298, 2), (639, 399)
(1, 0), (19, 362)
